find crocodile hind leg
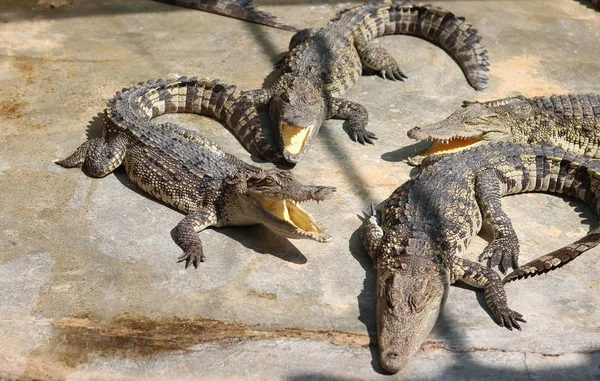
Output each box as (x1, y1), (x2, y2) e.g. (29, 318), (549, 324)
(459, 259), (526, 330)
(355, 35), (407, 81)
(174, 208), (219, 269)
(475, 170), (520, 274)
(329, 97), (378, 144)
(56, 133), (128, 177)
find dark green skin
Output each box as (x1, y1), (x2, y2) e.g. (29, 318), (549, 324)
(408, 94), (600, 163)
(361, 141), (600, 373)
(57, 77), (335, 269)
(245, 1), (490, 163)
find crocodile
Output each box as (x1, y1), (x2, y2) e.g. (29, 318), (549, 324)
(407, 93), (600, 164)
(241, 1), (489, 163)
(153, 0), (299, 31)
(360, 141), (600, 372)
(57, 77), (335, 269)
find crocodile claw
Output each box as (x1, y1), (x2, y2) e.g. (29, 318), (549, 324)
(377, 61), (407, 82)
(479, 236), (519, 274)
(350, 126), (378, 145)
(177, 247), (206, 269)
(495, 307), (526, 331)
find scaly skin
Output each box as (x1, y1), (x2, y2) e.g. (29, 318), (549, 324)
(57, 77), (335, 269)
(407, 94), (600, 163)
(360, 141), (600, 373)
(153, 0), (299, 31)
(244, 1), (489, 163)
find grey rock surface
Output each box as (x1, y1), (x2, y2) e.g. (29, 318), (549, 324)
(0, 0), (599, 379)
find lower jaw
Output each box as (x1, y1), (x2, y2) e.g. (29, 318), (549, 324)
(282, 149), (302, 163)
(423, 136), (484, 156)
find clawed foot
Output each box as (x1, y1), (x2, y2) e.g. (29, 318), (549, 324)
(493, 306), (526, 331)
(377, 64), (407, 82)
(348, 123), (378, 145)
(479, 237), (519, 274)
(177, 247), (205, 269)
(363, 46), (407, 81)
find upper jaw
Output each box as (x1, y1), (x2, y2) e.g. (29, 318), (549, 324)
(407, 127), (509, 162)
(408, 124), (483, 141)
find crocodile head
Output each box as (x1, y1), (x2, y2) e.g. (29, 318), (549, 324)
(270, 77), (326, 163)
(407, 96), (535, 162)
(375, 244), (446, 373)
(231, 170), (334, 242)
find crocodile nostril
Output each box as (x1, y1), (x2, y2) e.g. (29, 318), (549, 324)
(387, 351), (399, 359)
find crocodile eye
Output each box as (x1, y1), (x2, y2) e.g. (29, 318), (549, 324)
(384, 275), (398, 310)
(261, 177), (277, 186)
(408, 284), (429, 313)
(280, 92), (290, 103)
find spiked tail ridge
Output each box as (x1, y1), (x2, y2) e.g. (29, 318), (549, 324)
(532, 93), (600, 120)
(107, 77), (288, 165)
(371, 3), (489, 90)
(498, 143), (600, 283)
(153, 0), (299, 31)
(503, 226), (600, 283)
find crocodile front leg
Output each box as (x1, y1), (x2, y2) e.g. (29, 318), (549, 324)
(458, 259), (526, 330)
(360, 204), (384, 258)
(355, 35), (407, 81)
(174, 207), (219, 269)
(56, 133), (128, 177)
(475, 170), (520, 274)
(329, 97), (377, 144)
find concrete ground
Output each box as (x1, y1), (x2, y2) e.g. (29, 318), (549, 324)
(1, 0), (599, 380)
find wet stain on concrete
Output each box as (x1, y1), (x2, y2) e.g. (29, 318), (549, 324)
(13, 57), (35, 85)
(0, 99), (25, 119)
(19, 314), (369, 380)
(247, 290), (277, 300)
(52, 314), (369, 354)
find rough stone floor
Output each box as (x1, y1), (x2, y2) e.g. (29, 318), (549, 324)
(0, 0), (599, 380)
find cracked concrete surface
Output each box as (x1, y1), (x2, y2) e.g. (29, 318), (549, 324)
(0, 0), (599, 380)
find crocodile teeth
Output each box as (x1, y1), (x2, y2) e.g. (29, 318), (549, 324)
(423, 137), (484, 156)
(281, 123), (310, 155)
(261, 198), (320, 234)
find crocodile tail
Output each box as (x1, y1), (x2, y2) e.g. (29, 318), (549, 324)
(153, 0), (299, 31)
(532, 93), (600, 119)
(203, 81), (288, 164)
(107, 77), (287, 164)
(501, 144), (600, 283)
(503, 226), (600, 284)
(372, 2), (489, 90)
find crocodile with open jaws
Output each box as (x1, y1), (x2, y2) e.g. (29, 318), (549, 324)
(239, 1), (489, 164)
(57, 77), (335, 269)
(360, 141), (600, 372)
(407, 93), (600, 164)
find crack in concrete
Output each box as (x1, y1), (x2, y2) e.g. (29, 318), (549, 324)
(0, 53), (124, 63)
(421, 341), (600, 357)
